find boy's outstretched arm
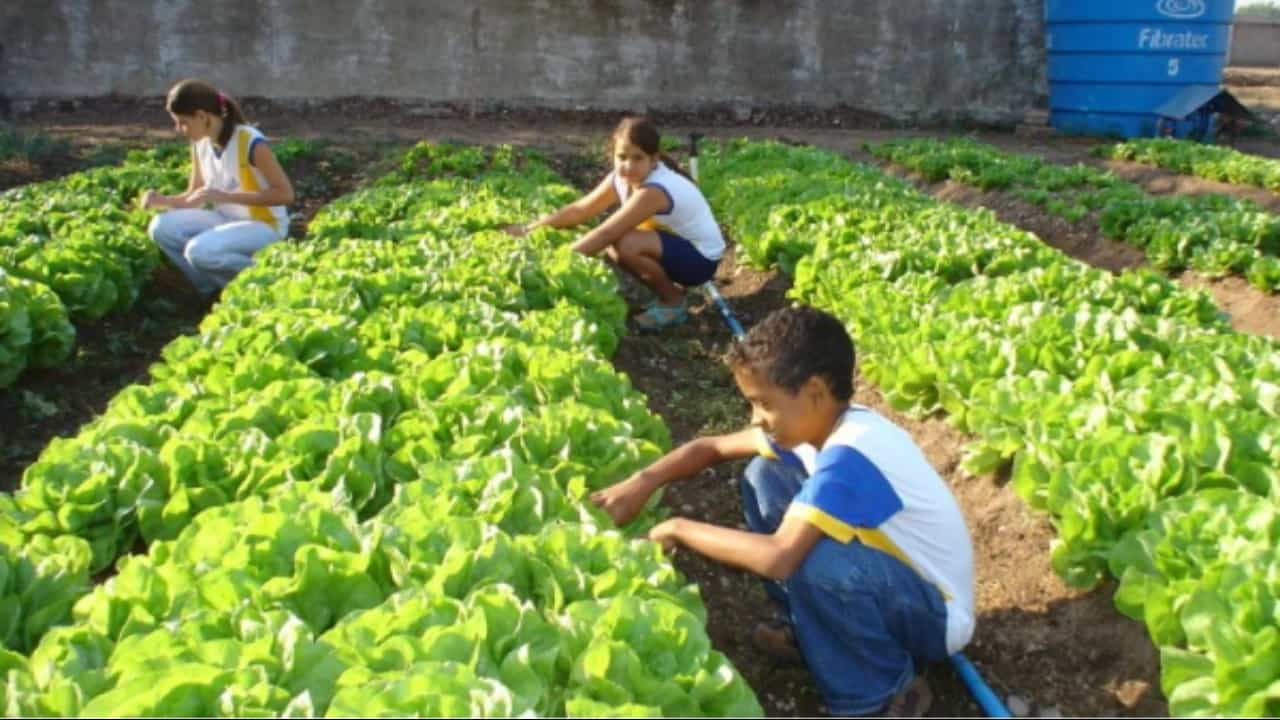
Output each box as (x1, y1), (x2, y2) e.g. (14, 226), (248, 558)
(650, 514), (824, 582)
(590, 428), (759, 526)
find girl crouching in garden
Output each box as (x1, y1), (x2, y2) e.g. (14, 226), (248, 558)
(507, 116), (725, 331)
(140, 79), (293, 299)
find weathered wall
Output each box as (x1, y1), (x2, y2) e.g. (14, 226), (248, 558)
(0, 0), (1046, 123)
(1230, 16), (1280, 67)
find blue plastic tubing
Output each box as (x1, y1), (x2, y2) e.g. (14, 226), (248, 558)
(688, 142), (748, 342)
(704, 283), (747, 340)
(951, 653), (1012, 718)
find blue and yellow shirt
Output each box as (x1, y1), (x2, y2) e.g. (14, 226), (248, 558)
(760, 405), (976, 654)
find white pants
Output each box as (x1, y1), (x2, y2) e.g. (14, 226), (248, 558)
(149, 209), (283, 296)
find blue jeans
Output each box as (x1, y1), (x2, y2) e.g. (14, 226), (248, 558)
(150, 209), (283, 296)
(740, 456), (950, 716)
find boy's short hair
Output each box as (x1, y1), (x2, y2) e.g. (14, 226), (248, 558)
(725, 305), (855, 402)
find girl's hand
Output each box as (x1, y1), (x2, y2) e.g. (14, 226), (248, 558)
(590, 472), (658, 526)
(139, 190), (163, 210)
(188, 187), (226, 206)
(648, 518), (684, 553)
(502, 223), (528, 238)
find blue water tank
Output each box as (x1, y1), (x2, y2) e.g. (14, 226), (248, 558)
(1045, 0), (1236, 138)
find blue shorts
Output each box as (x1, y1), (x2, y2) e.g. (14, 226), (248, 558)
(658, 231), (720, 287)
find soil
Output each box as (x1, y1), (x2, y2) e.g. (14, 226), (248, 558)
(278, 141), (405, 237)
(1224, 66), (1280, 90)
(0, 133), (140, 192)
(1089, 159), (1280, 213)
(1223, 66), (1280, 142)
(924, 134), (1280, 208)
(0, 151), (93, 192)
(8, 99), (1276, 717)
(0, 280), (207, 493)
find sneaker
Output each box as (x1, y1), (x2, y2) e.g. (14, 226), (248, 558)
(882, 675), (933, 718)
(632, 301), (689, 332)
(750, 618), (804, 665)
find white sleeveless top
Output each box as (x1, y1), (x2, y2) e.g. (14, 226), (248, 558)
(195, 124), (288, 236)
(612, 163), (725, 261)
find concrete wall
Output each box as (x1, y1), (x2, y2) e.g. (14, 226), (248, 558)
(1231, 16), (1280, 67)
(0, 0), (1046, 124)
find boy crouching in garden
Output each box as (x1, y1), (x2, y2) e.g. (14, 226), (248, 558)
(591, 305), (975, 717)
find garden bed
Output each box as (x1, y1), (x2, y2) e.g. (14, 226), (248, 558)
(6, 105), (1279, 716)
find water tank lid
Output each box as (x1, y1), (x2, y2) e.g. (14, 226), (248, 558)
(1154, 86), (1255, 120)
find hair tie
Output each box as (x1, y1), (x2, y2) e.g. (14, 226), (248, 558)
(216, 92), (227, 113)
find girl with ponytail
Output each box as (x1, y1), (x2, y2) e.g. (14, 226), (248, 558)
(140, 79), (294, 300)
(507, 116), (725, 332)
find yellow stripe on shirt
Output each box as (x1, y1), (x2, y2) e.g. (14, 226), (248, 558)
(787, 502), (857, 544)
(787, 501), (952, 600)
(237, 130), (279, 231)
(638, 218), (674, 234)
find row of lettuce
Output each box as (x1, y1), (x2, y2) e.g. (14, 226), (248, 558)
(0, 147), (187, 385)
(0, 142), (762, 717)
(0, 138), (330, 388)
(703, 139), (1280, 717)
(869, 137), (1280, 293)
(1100, 137), (1280, 193)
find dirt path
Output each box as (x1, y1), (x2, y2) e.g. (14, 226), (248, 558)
(1224, 66), (1280, 146)
(1088, 158), (1280, 212)
(0, 127), (142, 192)
(0, 281), (207, 493)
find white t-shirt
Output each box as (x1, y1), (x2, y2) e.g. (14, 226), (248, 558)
(195, 124), (288, 236)
(761, 405), (976, 654)
(612, 162), (725, 261)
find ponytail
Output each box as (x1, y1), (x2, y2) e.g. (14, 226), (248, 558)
(165, 79), (247, 148)
(658, 151), (693, 181)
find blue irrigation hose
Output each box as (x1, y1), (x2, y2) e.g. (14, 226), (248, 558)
(689, 133), (750, 343)
(704, 282), (747, 341)
(951, 654), (1012, 718)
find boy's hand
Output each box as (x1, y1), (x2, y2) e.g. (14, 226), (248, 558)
(590, 472), (659, 526)
(648, 518), (684, 552)
(139, 190), (163, 210)
(502, 223), (528, 238)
